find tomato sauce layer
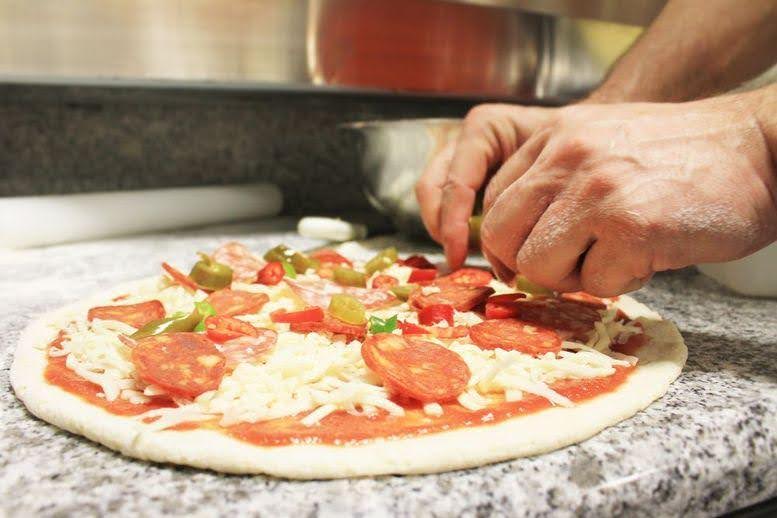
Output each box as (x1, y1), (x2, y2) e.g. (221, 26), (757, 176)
(45, 332), (642, 445)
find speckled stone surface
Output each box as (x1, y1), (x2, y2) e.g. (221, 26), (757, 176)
(0, 84), (472, 214)
(1, 219), (775, 517)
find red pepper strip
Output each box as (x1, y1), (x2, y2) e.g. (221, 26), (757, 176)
(408, 268), (437, 283)
(162, 262), (199, 292)
(257, 261), (285, 286)
(418, 304), (455, 326)
(400, 255), (435, 269)
(270, 307), (325, 324)
(484, 292), (527, 319)
(398, 321), (428, 335)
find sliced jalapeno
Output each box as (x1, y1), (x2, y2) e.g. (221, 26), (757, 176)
(390, 284), (417, 301)
(364, 247), (398, 276)
(333, 267), (367, 287)
(264, 244), (316, 274)
(189, 252), (233, 291)
(328, 294), (367, 325)
(468, 215), (482, 248)
(514, 274), (554, 297)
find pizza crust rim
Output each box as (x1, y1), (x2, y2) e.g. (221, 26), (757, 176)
(11, 277), (687, 479)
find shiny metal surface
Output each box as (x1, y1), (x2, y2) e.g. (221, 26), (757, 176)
(346, 118), (460, 238)
(0, 0), (643, 102)
(455, 0), (665, 26)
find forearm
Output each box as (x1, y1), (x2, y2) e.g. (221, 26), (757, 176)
(587, 0), (777, 103)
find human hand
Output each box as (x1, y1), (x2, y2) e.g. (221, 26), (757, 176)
(415, 104), (557, 268)
(476, 97), (777, 296)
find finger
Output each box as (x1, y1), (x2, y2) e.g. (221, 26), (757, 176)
(438, 132), (501, 269)
(579, 239), (651, 297)
(482, 241), (514, 282)
(483, 128), (551, 215)
(416, 142), (456, 243)
(479, 167), (558, 276)
(515, 200), (594, 293)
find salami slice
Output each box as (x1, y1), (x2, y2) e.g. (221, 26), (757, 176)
(361, 334), (470, 402)
(436, 267), (493, 287)
(290, 314), (366, 341)
(398, 321), (470, 339)
(470, 319), (562, 356)
(131, 332), (226, 398)
(218, 330), (277, 369)
(207, 289), (269, 317)
(87, 300), (165, 328)
(212, 241), (265, 282)
(409, 285), (494, 312)
(285, 278), (396, 310)
(509, 298), (602, 339)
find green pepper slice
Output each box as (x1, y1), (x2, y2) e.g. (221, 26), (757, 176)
(369, 315), (397, 334)
(263, 244), (316, 274)
(468, 215), (482, 248)
(364, 247), (398, 276)
(131, 309), (201, 339)
(333, 267), (367, 287)
(189, 252), (233, 291)
(390, 284), (417, 301)
(328, 294), (367, 325)
(514, 274), (554, 297)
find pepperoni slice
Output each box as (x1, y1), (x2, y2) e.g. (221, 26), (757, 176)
(560, 291), (608, 310)
(361, 334), (470, 402)
(162, 262), (198, 292)
(212, 241), (265, 282)
(290, 314), (366, 341)
(310, 248), (352, 267)
(87, 300), (165, 328)
(218, 330), (277, 369)
(410, 285), (494, 312)
(131, 333), (225, 398)
(437, 267), (493, 287)
(371, 274), (399, 289)
(509, 299), (602, 339)
(285, 278), (396, 310)
(204, 315), (258, 342)
(470, 319), (562, 356)
(207, 289), (269, 317)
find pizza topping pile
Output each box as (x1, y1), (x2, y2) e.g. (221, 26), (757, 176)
(47, 240), (646, 431)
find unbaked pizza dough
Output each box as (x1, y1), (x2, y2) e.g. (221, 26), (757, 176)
(11, 242), (687, 479)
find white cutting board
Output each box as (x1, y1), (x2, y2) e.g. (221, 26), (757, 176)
(0, 183), (282, 249)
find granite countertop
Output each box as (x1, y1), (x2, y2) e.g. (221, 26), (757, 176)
(1, 218), (775, 517)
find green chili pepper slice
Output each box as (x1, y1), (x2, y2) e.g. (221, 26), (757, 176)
(328, 294), (367, 325)
(514, 274), (554, 297)
(263, 244), (316, 274)
(131, 309), (201, 339)
(333, 267), (367, 287)
(390, 284), (417, 301)
(189, 252), (233, 291)
(364, 247), (398, 276)
(468, 215), (482, 248)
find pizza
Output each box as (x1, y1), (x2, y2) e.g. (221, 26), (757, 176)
(11, 240), (687, 478)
